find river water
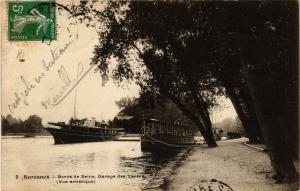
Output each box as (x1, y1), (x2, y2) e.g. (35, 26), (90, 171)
(2, 137), (174, 191)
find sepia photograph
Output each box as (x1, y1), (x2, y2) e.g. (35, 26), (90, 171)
(1, 1), (299, 191)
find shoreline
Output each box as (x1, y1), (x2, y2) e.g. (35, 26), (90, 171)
(1, 135), (52, 139)
(143, 145), (194, 191)
(143, 138), (299, 191)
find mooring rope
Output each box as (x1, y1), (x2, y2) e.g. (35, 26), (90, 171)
(145, 136), (193, 148)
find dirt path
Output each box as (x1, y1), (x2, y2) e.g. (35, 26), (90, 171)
(145, 138), (299, 191)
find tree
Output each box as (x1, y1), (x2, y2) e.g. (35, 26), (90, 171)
(61, 1), (298, 181)
(55, 1), (221, 146)
(89, 1), (224, 146)
(23, 115), (43, 133)
(1, 115), (9, 135)
(232, 2), (298, 180)
(204, 1), (298, 180)
(2, 114), (21, 134)
(2, 114), (44, 134)
(116, 96), (192, 124)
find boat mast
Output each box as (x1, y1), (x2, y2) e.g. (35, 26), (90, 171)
(74, 87), (77, 120)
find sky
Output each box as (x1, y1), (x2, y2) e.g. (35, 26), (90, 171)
(1, 1), (237, 125)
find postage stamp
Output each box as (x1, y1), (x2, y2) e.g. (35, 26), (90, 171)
(8, 1), (56, 41)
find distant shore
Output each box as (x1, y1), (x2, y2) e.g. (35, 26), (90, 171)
(143, 138), (299, 191)
(2, 135), (52, 139)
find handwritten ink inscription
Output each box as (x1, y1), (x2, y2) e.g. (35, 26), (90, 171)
(7, 36), (84, 114)
(41, 63), (85, 109)
(17, 49), (26, 63)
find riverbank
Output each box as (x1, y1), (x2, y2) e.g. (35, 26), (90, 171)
(1, 135), (52, 138)
(143, 138), (299, 191)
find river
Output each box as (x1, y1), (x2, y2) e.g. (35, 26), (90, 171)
(2, 137), (175, 191)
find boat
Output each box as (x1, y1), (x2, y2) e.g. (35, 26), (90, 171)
(45, 118), (124, 144)
(141, 119), (195, 153)
(45, 85), (124, 144)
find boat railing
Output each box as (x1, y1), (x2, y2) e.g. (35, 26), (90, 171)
(142, 119), (193, 138)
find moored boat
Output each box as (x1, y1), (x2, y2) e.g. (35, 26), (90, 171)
(141, 119), (195, 153)
(45, 118), (124, 144)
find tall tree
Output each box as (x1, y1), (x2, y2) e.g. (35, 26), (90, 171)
(61, 0), (298, 180)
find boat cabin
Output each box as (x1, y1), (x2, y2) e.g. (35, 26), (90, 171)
(141, 119), (194, 145)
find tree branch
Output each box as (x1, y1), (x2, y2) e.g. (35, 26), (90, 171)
(162, 90), (208, 137)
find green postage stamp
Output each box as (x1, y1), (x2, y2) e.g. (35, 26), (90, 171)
(8, 1), (56, 41)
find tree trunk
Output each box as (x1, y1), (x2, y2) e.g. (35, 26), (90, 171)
(239, 41), (297, 181)
(239, 86), (264, 143)
(222, 81), (259, 143)
(188, 79), (217, 147)
(165, 91), (217, 147)
(280, 91), (299, 160)
(244, 73), (297, 180)
(205, 126), (218, 147)
(282, 0), (299, 160)
(141, 46), (217, 147)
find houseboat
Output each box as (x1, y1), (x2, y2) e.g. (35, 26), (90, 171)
(141, 119), (195, 153)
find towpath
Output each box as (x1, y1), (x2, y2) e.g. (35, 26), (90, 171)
(143, 138), (299, 191)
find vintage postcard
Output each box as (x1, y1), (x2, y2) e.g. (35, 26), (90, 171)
(1, 1), (299, 191)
